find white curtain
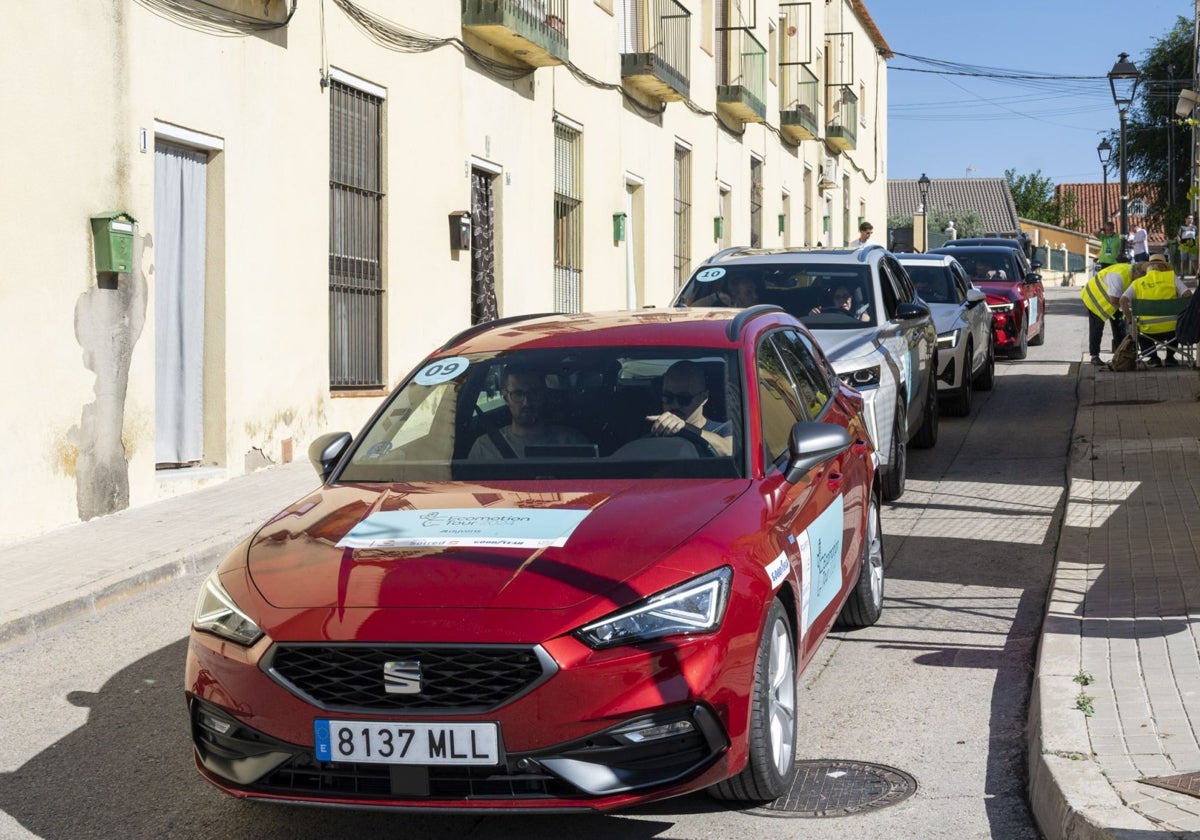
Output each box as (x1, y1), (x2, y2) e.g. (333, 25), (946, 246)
(154, 143), (207, 464)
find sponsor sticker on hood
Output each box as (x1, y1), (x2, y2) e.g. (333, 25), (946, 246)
(336, 508), (592, 550)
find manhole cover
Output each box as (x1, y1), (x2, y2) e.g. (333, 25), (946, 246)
(746, 759), (917, 818)
(1144, 771), (1200, 798)
(1091, 399), (1164, 406)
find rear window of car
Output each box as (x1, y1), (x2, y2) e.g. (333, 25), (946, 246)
(337, 346), (746, 482)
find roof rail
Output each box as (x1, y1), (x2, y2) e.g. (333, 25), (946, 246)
(855, 243), (887, 262)
(726, 304), (785, 341)
(439, 312), (559, 351)
(703, 246), (752, 266)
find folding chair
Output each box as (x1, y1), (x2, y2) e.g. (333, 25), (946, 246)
(1130, 297), (1196, 368)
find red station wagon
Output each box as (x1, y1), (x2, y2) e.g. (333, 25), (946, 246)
(186, 306), (883, 812)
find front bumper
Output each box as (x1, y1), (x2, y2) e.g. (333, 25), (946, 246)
(190, 697), (728, 811)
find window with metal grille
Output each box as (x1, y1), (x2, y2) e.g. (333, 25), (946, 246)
(554, 121), (582, 313)
(750, 156), (763, 248)
(674, 144), (692, 288)
(329, 80), (384, 390)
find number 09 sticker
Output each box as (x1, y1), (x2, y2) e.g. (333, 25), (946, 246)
(414, 357), (469, 386)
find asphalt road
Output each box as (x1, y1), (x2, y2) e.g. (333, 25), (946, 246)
(0, 286), (1088, 840)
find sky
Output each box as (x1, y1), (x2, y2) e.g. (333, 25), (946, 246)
(867, 0), (1194, 185)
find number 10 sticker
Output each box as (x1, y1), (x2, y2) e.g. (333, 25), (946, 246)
(414, 356), (469, 386)
(695, 267), (726, 282)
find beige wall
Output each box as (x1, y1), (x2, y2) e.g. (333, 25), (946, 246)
(0, 0), (889, 543)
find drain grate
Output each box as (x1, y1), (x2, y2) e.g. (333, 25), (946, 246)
(746, 760), (917, 818)
(1143, 771), (1200, 798)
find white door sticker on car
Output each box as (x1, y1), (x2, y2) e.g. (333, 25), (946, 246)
(765, 552), (790, 591)
(414, 357), (470, 386)
(695, 267), (727, 282)
(336, 508), (592, 549)
(798, 494), (845, 634)
(1028, 296), (1039, 324)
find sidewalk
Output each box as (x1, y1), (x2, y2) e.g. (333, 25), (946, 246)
(0, 459), (319, 648)
(1030, 361), (1200, 839)
(2, 366), (1200, 837)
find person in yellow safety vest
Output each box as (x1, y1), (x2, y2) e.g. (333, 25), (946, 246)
(1082, 257), (1133, 365)
(1119, 252), (1194, 366)
(1097, 222), (1122, 269)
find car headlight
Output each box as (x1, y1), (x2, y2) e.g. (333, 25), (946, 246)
(575, 567), (732, 649)
(937, 329), (961, 350)
(839, 365), (881, 389)
(193, 571), (264, 646)
(988, 302), (1014, 312)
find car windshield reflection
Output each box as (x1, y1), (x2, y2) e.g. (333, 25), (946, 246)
(677, 264), (877, 329)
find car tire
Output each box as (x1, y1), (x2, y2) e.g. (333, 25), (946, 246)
(1010, 321), (1029, 360)
(1029, 313), (1046, 346)
(973, 333), (996, 391)
(836, 491), (884, 628)
(708, 599), (797, 802)
(880, 400), (906, 501)
(943, 341), (973, 417)
(911, 364), (939, 449)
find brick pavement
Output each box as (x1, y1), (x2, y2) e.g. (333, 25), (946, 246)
(1031, 362), (1200, 839)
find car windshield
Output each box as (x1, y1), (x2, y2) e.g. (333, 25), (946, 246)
(337, 346), (745, 482)
(677, 263), (876, 330)
(905, 264), (953, 303)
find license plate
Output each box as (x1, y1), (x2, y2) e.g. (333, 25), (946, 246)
(314, 719), (500, 766)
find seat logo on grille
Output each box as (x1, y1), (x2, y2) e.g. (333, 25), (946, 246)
(382, 660), (422, 694)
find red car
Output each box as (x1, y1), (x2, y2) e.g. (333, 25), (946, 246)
(930, 245), (1046, 359)
(186, 307), (883, 811)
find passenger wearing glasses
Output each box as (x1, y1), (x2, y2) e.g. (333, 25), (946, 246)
(468, 365), (589, 458)
(645, 360), (733, 456)
(809, 284), (869, 321)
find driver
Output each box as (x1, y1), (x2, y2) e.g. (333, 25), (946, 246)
(645, 360), (733, 456)
(468, 366), (589, 458)
(809, 284), (869, 321)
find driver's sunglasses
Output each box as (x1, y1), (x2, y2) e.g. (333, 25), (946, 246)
(661, 390), (698, 405)
(503, 388), (544, 401)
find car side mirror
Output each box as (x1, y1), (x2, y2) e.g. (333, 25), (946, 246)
(966, 288), (987, 307)
(894, 301), (930, 321)
(785, 422), (853, 483)
(1031, 261), (1042, 270)
(1025, 272), (1042, 285)
(309, 431), (353, 481)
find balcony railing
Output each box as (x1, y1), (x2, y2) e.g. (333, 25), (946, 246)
(461, 0), (568, 67)
(716, 28), (766, 123)
(780, 62), (818, 142)
(620, 0), (690, 102)
(826, 85), (858, 151)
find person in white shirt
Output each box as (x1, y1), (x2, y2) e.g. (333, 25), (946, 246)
(852, 221), (873, 249)
(1130, 223), (1149, 262)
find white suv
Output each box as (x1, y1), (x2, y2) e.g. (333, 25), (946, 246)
(674, 245), (938, 500)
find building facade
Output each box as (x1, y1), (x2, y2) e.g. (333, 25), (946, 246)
(1, 0), (890, 542)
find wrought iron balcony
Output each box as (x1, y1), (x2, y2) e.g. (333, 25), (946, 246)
(826, 85), (858, 151)
(462, 0), (568, 68)
(620, 0), (690, 102)
(716, 28), (765, 124)
(780, 63), (819, 142)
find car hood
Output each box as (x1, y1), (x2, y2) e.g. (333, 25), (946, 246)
(927, 303), (964, 333)
(804, 326), (881, 371)
(245, 481), (750, 612)
(974, 279), (1021, 301)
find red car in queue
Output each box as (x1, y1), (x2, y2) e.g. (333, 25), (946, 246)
(185, 306), (884, 812)
(929, 245), (1046, 359)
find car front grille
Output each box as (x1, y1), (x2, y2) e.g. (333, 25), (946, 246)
(264, 644), (553, 713)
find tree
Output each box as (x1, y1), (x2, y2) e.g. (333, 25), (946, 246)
(1006, 169), (1080, 227)
(1119, 16), (1194, 235)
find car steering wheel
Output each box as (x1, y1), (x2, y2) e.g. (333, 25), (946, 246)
(676, 425), (719, 458)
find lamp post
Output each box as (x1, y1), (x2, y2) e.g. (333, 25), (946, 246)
(917, 173), (931, 252)
(1108, 52), (1140, 259)
(1097, 138), (1112, 227)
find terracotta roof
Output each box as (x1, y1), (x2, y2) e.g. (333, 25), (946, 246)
(1054, 183), (1165, 243)
(851, 0), (893, 59)
(888, 177), (1020, 236)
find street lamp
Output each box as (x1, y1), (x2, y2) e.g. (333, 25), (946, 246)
(1097, 138), (1112, 227)
(917, 173), (931, 252)
(1108, 52), (1140, 258)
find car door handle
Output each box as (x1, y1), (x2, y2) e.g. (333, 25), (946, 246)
(852, 439), (871, 454)
(827, 472), (844, 491)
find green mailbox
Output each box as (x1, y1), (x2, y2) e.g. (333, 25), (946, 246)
(90, 211), (137, 274)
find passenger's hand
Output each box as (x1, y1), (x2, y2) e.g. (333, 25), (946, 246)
(646, 412), (687, 437)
